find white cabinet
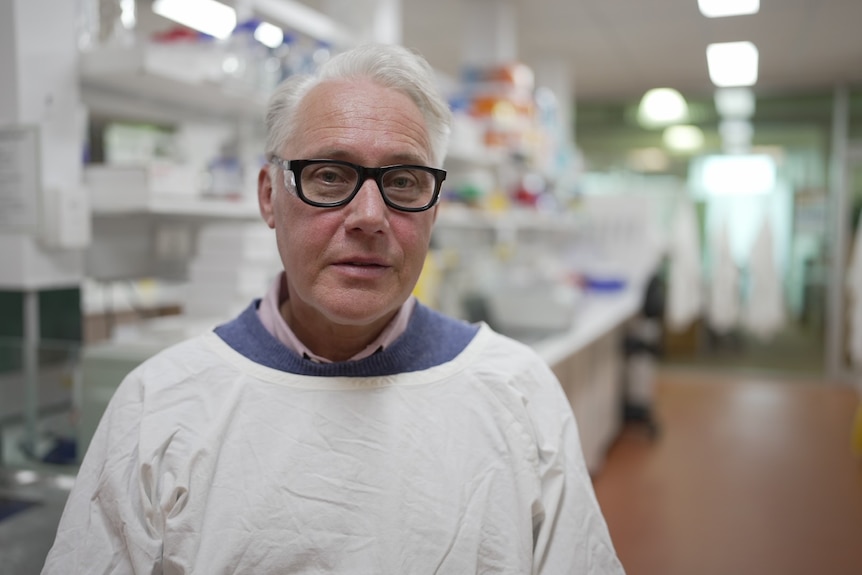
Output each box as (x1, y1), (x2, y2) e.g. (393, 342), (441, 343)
(537, 286), (643, 474)
(551, 329), (624, 474)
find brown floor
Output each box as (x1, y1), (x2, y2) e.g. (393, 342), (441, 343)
(593, 369), (862, 575)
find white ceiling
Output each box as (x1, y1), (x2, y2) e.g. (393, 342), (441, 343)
(395, 0), (862, 103)
(142, 0), (862, 104)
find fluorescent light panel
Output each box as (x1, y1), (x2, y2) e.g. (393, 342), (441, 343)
(719, 119), (754, 154)
(700, 154), (775, 195)
(638, 88), (689, 128)
(707, 41), (759, 87)
(714, 87), (756, 118)
(152, 0), (237, 39)
(254, 22), (284, 48)
(119, 0), (136, 29)
(698, 0), (759, 18)
(663, 125), (704, 152)
(252, 0), (355, 47)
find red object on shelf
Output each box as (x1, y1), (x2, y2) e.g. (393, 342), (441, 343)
(151, 26), (205, 43)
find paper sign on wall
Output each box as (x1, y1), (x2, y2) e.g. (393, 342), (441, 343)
(0, 126), (40, 232)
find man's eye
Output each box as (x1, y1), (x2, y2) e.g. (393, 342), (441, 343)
(386, 171), (419, 189)
(391, 176), (415, 188)
(309, 165), (353, 185)
(319, 170), (339, 183)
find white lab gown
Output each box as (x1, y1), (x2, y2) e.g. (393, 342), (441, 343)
(42, 318), (624, 574)
(707, 218), (740, 335)
(666, 197), (703, 332)
(744, 216), (786, 340)
(847, 212), (862, 368)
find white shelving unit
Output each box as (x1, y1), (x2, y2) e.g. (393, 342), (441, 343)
(80, 43), (268, 122)
(79, 42), (269, 283)
(84, 163), (260, 220)
(93, 195), (261, 220)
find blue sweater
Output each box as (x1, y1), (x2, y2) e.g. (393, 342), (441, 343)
(214, 301), (480, 377)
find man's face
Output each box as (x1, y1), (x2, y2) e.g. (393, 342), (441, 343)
(259, 78), (438, 333)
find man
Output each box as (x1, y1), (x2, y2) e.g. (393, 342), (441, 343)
(43, 44), (624, 574)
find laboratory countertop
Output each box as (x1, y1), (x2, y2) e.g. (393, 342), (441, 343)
(531, 283), (644, 367)
(82, 282), (645, 371)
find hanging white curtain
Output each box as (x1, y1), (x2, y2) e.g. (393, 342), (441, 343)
(847, 212), (862, 367)
(848, 213), (862, 457)
(665, 197), (703, 332)
(707, 217), (740, 335)
(744, 215), (786, 340)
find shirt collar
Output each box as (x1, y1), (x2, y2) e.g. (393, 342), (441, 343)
(257, 271), (416, 363)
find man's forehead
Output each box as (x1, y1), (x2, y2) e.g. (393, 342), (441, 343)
(285, 79), (432, 162)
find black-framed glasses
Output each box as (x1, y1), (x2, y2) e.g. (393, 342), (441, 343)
(269, 157), (447, 213)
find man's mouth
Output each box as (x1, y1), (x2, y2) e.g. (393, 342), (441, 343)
(337, 256), (388, 267)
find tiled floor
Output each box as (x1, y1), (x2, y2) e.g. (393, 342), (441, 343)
(594, 368), (862, 575)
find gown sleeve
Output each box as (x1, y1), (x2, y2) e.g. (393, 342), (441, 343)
(528, 361), (627, 575)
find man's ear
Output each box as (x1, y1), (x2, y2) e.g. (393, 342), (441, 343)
(258, 166), (276, 229)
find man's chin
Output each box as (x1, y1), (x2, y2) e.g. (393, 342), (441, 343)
(319, 296), (403, 329)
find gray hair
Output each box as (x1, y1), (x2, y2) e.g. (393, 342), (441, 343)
(264, 43), (452, 168)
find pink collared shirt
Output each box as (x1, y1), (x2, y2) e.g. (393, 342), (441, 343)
(257, 271), (416, 363)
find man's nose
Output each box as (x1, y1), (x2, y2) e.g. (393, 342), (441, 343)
(344, 177), (389, 231)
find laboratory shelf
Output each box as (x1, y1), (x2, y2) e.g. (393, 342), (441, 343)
(90, 195), (260, 220)
(79, 44), (268, 122)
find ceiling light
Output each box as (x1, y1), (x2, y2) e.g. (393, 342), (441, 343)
(663, 125), (704, 153)
(699, 154), (775, 196)
(252, 0), (355, 47)
(719, 120), (754, 144)
(697, 0), (760, 18)
(707, 41), (758, 87)
(719, 119), (754, 153)
(254, 21), (284, 48)
(152, 0), (237, 39)
(637, 88), (689, 128)
(714, 87), (756, 118)
(119, 0), (136, 29)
